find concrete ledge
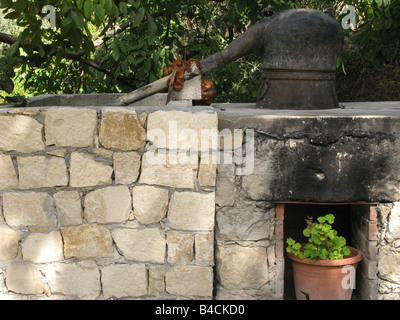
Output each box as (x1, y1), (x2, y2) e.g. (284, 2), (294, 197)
(214, 101), (400, 203)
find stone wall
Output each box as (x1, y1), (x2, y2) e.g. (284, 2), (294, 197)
(376, 202), (400, 299)
(213, 102), (400, 300)
(352, 202), (400, 300)
(212, 129), (278, 299)
(0, 105), (217, 299)
(1, 97), (400, 300)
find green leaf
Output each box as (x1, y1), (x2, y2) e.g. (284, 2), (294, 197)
(292, 242), (301, 251)
(77, 0), (84, 9)
(146, 12), (157, 35)
(0, 78), (14, 94)
(94, 4), (105, 22)
(38, 43), (45, 57)
(6, 41), (20, 56)
(286, 238), (295, 246)
(337, 236), (346, 247)
(61, 16), (73, 28)
(61, 5), (71, 15)
(303, 228), (311, 237)
(144, 59), (152, 73)
(120, 2), (128, 16)
(121, 61), (129, 76)
(325, 214), (335, 224)
(310, 235), (322, 244)
(82, 38), (95, 54)
(112, 47), (120, 61)
(71, 11), (85, 28)
(114, 65), (121, 78)
(0, 0), (13, 9)
(133, 7), (145, 27)
(321, 224), (331, 233)
(71, 31), (82, 46)
(104, 0), (112, 11)
(84, 0), (94, 20)
(17, 27), (30, 43)
(111, 1), (119, 19)
(4, 10), (18, 19)
(55, 51), (62, 66)
(13, 0), (27, 13)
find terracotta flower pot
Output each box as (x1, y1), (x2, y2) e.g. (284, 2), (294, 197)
(287, 246), (362, 300)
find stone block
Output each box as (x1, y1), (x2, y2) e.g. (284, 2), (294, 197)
(167, 231), (194, 264)
(113, 151), (141, 184)
(195, 234), (214, 266)
(43, 261), (100, 299)
(241, 140), (278, 201)
(53, 191), (83, 226)
(45, 108), (97, 147)
(216, 245), (269, 289)
(22, 108), (40, 116)
(198, 153), (217, 187)
(386, 202), (400, 242)
(46, 148), (67, 157)
(112, 228), (166, 263)
(0, 226), (19, 260)
(101, 264), (147, 299)
(17, 155), (68, 189)
(140, 150), (198, 189)
(147, 110), (218, 151)
(267, 246), (276, 266)
(0, 115), (44, 152)
(0, 155), (18, 189)
(6, 263), (43, 295)
(93, 147), (113, 158)
(166, 265), (213, 297)
(99, 108), (146, 150)
(149, 266), (165, 296)
(84, 186), (131, 223)
(69, 152), (113, 187)
(216, 204), (272, 242)
(215, 159), (236, 207)
(21, 231), (64, 263)
(132, 185), (168, 224)
(219, 128), (243, 150)
(168, 191), (215, 231)
(378, 247), (400, 285)
(3, 192), (56, 228)
(61, 224), (112, 259)
(0, 270), (4, 292)
(171, 75), (202, 101)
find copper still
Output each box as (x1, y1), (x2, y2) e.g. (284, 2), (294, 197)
(201, 8), (344, 110)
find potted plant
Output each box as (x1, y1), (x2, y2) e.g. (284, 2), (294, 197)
(286, 213), (362, 300)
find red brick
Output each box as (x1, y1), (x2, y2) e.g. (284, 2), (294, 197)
(275, 240), (284, 260)
(367, 221), (379, 241)
(275, 221), (283, 241)
(368, 206), (378, 222)
(360, 256), (378, 280)
(275, 204), (284, 221)
(364, 240), (378, 259)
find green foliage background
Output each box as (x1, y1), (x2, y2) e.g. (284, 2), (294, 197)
(0, 0), (399, 103)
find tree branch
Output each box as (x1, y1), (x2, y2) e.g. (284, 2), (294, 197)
(0, 31), (135, 89)
(0, 32), (17, 45)
(65, 52), (135, 89)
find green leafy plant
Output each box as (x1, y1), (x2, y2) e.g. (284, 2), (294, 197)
(286, 214), (351, 263)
